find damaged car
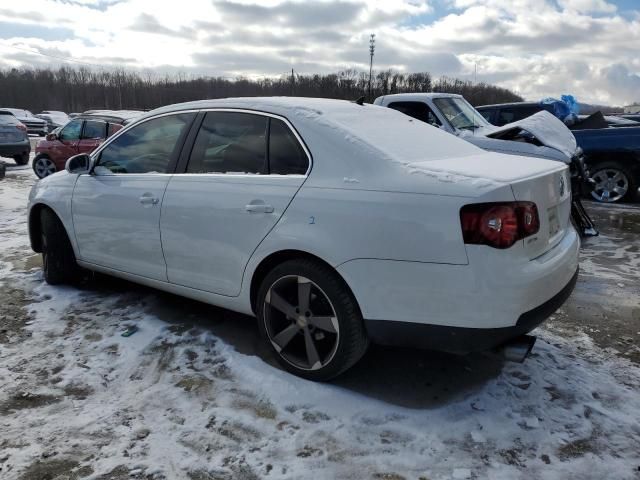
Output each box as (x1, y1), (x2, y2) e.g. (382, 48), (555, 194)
(477, 101), (640, 203)
(374, 93), (597, 235)
(28, 98), (579, 380)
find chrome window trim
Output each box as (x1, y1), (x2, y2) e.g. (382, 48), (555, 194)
(90, 107), (312, 177)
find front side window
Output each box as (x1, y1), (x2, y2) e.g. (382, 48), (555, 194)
(96, 113), (193, 174)
(388, 101), (442, 127)
(187, 112), (267, 174)
(59, 119), (83, 141)
(268, 118), (308, 175)
(82, 120), (106, 139)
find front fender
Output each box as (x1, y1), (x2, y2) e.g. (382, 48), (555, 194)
(28, 172), (79, 256)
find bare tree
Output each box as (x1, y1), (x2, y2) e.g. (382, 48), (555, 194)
(0, 66), (523, 112)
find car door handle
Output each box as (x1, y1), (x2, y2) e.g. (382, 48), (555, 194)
(245, 203), (274, 213)
(139, 195), (159, 205)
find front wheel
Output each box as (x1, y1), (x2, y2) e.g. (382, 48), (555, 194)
(41, 209), (80, 285)
(589, 162), (636, 203)
(256, 259), (369, 381)
(33, 155), (57, 178)
(13, 152), (29, 165)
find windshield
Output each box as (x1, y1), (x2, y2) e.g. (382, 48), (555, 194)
(433, 97), (490, 131)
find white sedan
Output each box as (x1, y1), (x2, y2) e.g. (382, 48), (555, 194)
(27, 97), (579, 380)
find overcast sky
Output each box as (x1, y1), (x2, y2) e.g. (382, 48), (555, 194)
(0, 0), (638, 105)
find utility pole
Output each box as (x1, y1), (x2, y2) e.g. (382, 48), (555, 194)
(291, 68), (295, 96)
(368, 34), (375, 101)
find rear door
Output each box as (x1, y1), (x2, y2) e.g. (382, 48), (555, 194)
(161, 111), (309, 296)
(77, 119), (107, 154)
(72, 112), (195, 280)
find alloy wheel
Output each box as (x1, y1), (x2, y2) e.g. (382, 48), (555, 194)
(263, 275), (340, 371)
(590, 168), (629, 203)
(34, 157), (57, 178)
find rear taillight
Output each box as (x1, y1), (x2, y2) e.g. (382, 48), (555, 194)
(16, 123), (27, 132)
(460, 202), (539, 249)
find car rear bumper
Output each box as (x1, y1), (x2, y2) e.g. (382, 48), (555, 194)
(0, 140), (30, 157)
(337, 225), (580, 351)
(364, 267), (578, 353)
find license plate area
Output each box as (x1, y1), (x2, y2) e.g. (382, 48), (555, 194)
(548, 205), (560, 237)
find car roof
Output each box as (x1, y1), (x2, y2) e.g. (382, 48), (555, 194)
(0, 108), (25, 115)
(476, 102), (541, 109)
(137, 96), (481, 162)
(78, 110), (144, 123)
(376, 92), (464, 102)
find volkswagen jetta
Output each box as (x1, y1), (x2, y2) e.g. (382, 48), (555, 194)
(27, 98), (579, 380)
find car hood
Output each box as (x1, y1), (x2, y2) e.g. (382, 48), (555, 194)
(475, 111), (577, 158)
(16, 115), (46, 124)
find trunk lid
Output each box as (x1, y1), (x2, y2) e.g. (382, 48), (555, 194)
(510, 165), (572, 259)
(409, 152), (571, 258)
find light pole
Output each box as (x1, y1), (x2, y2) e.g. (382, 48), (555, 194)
(368, 34), (375, 101)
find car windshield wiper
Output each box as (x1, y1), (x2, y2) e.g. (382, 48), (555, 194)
(458, 125), (479, 131)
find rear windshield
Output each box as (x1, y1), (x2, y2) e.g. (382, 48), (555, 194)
(0, 112), (20, 125)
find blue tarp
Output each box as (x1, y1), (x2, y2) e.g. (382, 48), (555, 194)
(540, 95), (580, 123)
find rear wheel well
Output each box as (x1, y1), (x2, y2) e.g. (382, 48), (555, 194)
(249, 250), (357, 315)
(586, 153), (639, 174)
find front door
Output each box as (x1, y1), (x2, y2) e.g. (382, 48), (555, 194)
(161, 112), (309, 296)
(51, 118), (82, 164)
(72, 112), (195, 281)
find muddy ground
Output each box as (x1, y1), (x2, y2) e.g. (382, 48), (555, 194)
(1, 159), (639, 480)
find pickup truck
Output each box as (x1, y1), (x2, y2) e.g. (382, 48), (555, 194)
(374, 93), (598, 234)
(476, 101), (640, 203)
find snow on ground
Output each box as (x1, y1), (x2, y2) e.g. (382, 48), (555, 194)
(1, 165), (640, 480)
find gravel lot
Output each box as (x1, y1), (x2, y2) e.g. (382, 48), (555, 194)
(1, 159), (639, 480)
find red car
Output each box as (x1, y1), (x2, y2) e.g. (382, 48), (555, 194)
(32, 111), (141, 178)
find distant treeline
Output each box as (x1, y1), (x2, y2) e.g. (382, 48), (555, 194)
(0, 66), (523, 113)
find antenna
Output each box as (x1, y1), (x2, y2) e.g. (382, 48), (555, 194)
(368, 34), (376, 102)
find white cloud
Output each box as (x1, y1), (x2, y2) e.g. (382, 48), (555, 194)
(556, 0), (617, 13)
(0, 0), (638, 105)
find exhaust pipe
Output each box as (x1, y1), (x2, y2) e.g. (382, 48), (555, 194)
(499, 335), (537, 363)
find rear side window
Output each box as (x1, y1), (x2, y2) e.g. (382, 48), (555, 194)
(187, 112), (267, 174)
(498, 106), (542, 125)
(59, 119), (83, 141)
(107, 123), (123, 137)
(268, 118), (308, 175)
(96, 113), (194, 174)
(478, 109), (493, 122)
(82, 120), (106, 139)
(388, 101), (442, 127)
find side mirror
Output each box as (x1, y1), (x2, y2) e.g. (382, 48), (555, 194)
(65, 153), (91, 174)
(46, 133), (57, 141)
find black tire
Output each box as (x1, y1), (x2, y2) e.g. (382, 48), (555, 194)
(256, 259), (369, 381)
(41, 209), (80, 285)
(13, 152), (29, 165)
(589, 161), (637, 203)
